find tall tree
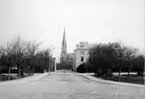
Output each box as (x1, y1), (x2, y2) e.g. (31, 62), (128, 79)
(89, 43), (116, 77)
(124, 47), (137, 76)
(11, 36), (29, 77)
(112, 42), (128, 81)
(133, 55), (144, 79)
(25, 41), (41, 75)
(0, 43), (16, 80)
(35, 49), (50, 73)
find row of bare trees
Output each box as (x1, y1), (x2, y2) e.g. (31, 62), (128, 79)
(0, 37), (51, 80)
(88, 42), (144, 81)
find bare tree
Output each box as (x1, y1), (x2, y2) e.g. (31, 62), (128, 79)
(112, 43), (127, 81)
(36, 49), (50, 73)
(11, 36), (29, 77)
(124, 47), (137, 76)
(112, 43), (138, 81)
(0, 43), (16, 80)
(89, 43), (116, 78)
(25, 41), (41, 75)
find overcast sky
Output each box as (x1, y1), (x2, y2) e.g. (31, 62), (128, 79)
(0, 0), (144, 61)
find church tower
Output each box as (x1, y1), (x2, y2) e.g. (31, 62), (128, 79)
(60, 28), (67, 62)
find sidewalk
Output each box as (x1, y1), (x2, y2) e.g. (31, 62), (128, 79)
(0, 72), (50, 85)
(19, 72), (50, 82)
(79, 73), (145, 88)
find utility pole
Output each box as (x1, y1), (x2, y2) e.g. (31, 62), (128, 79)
(49, 48), (51, 75)
(143, 60), (145, 85)
(48, 45), (55, 75)
(57, 56), (59, 72)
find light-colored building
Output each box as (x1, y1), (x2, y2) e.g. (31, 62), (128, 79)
(59, 29), (97, 71)
(59, 28), (74, 70)
(73, 42), (96, 71)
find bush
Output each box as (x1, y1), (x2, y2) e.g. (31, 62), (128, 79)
(59, 61), (72, 70)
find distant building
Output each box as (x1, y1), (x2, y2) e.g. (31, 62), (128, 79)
(59, 29), (97, 71)
(60, 28), (67, 62)
(73, 42), (97, 71)
(60, 28), (74, 70)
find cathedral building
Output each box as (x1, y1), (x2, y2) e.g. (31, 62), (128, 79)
(59, 28), (96, 71)
(60, 29), (67, 62)
(60, 28), (74, 70)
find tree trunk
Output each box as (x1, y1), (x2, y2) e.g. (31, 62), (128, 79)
(0, 67), (1, 75)
(7, 66), (11, 80)
(17, 65), (21, 77)
(143, 66), (145, 85)
(143, 70), (145, 85)
(142, 69), (144, 80)
(32, 67), (34, 75)
(118, 67), (121, 81)
(107, 69), (111, 79)
(128, 65), (130, 76)
(29, 65), (31, 75)
(49, 58), (51, 75)
(86, 67), (88, 73)
(0, 67), (1, 80)
(19, 66), (21, 77)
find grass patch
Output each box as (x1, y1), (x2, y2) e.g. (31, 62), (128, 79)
(93, 74), (144, 85)
(0, 73), (31, 81)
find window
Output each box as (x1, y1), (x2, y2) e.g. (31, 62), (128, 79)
(80, 45), (84, 47)
(81, 56), (84, 62)
(81, 50), (84, 55)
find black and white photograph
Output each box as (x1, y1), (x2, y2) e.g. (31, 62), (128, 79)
(0, 0), (144, 99)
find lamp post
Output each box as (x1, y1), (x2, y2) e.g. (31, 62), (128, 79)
(49, 45), (55, 75)
(143, 64), (144, 84)
(48, 48), (51, 75)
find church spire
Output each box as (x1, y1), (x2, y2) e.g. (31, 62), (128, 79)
(60, 27), (67, 62)
(62, 28), (66, 48)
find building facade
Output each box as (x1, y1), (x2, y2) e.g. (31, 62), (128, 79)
(73, 42), (96, 71)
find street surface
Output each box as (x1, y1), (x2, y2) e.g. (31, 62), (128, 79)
(0, 71), (145, 99)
